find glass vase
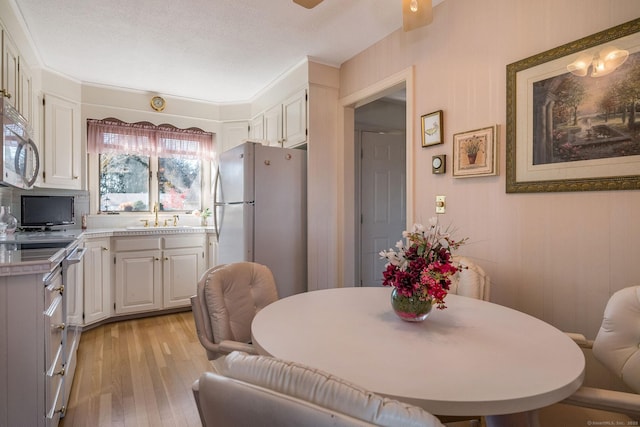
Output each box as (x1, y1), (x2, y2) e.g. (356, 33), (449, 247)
(0, 206), (18, 234)
(390, 288), (433, 322)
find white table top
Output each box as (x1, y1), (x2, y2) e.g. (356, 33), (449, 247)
(251, 287), (585, 417)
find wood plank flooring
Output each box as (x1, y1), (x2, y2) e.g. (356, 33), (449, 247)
(60, 312), (213, 427)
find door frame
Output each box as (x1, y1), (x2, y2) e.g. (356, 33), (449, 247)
(338, 67), (415, 287)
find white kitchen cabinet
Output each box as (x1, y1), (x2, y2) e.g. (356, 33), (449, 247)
(261, 88), (307, 148)
(264, 103), (282, 146)
(207, 234), (217, 269)
(0, 270), (66, 427)
(41, 93), (82, 189)
(282, 89), (307, 148)
(221, 120), (249, 152)
(114, 234), (205, 315)
(249, 114), (264, 141)
(163, 247), (204, 308)
(114, 249), (162, 314)
(1, 29), (19, 108)
(83, 238), (111, 324)
(18, 59), (33, 124)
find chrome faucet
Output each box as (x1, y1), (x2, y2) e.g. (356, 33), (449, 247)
(153, 202), (159, 227)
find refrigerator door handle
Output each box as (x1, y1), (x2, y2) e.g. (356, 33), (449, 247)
(213, 167), (221, 242)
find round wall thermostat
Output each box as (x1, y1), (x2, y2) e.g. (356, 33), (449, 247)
(150, 96), (166, 112)
(432, 155), (446, 174)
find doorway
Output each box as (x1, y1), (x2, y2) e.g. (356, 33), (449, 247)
(355, 91), (407, 287)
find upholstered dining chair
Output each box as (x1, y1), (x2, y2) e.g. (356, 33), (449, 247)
(192, 351), (445, 427)
(449, 256), (491, 301)
(539, 286), (640, 423)
(190, 262), (279, 360)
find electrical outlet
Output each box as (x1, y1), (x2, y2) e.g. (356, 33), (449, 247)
(436, 195), (446, 214)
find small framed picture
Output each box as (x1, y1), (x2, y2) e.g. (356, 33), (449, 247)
(421, 110), (443, 147)
(453, 125), (499, 178)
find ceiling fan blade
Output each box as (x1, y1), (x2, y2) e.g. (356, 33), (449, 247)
(402, 0), (433, 31)
(293, 0), (324, 9)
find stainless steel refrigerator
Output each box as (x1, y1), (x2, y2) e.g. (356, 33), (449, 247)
(214, 141), (307, 298)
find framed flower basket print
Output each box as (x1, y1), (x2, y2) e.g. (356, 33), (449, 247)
(421, 110), (443, 147)
(506, 18), (640, 193)
(453, 125), (498, 178)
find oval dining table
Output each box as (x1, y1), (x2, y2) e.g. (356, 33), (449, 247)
(251, 287), (585, 427)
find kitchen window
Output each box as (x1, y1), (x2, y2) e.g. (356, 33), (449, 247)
(88, 118), (214, 213)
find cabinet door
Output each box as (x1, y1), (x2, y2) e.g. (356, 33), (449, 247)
(114, 250), (161, 314)
(221, 121), (249, 152)
(66, 249), (84, 326)
(282, 89), (307, 148)
(264, 104), (282, 147)
(163, 247), (204, 308)
(207, 234), (218, 269)
(1, 30), (19, 107)
(249, 115), (264, 141)
(18, 59), (32, 124)
(83, 238), (111, 324)
(42, 93), (82, 189)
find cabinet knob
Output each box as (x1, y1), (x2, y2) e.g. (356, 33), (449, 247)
(53, 323), (66, 331)
(164, 257), (169, 261)
(73, 176), (79, 179)
(1, 89), (11, 99)
(54, 285), (64, 293)
(54, 367), (65, 376)
(154, 257), (160, 261)
(102, 247), (108, 251)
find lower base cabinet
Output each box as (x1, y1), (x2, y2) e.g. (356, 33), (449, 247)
(113, 235), (206, 315)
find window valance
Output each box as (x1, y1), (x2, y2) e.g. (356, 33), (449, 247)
(87, 118), (214, 160)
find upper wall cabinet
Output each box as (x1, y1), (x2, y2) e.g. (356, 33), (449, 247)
(249, 114), (264, 141)
(1, 29), (19, 109)
(1, 26), (34, 127)
(282, 89), (307, 148)
(221, 121), (249, 153)
(259, 89), (308, 148)
(40, 93), (82, 189)
(18, 60), (33, 124)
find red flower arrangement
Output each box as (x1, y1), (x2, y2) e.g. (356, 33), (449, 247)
(379, 218), (467, 310)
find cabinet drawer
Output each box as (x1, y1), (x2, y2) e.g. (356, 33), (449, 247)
(45, 294), (65, 371)
(113, 237), (160, 252)
(162, 235), (205, 249)
(44, 270), (64, 307)
(46, 371), (64, 424)
(46, 344), (64, 415)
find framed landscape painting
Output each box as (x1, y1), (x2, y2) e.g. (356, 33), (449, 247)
(506, 18), (640, 193)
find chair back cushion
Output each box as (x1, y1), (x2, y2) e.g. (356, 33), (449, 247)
(199, 262), (278, 344)
(449, 256), (491, 301)
(593, 286), (640, 393)
(211, 351), (443, 427)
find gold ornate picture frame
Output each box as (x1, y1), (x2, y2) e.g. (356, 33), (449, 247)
(506, 18), (640, 193)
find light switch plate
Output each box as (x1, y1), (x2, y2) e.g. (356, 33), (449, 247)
(436, 195), (446, 214)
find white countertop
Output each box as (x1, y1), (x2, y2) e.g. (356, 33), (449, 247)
(252, 287), (585, 418)
(0, 226), (214, 276)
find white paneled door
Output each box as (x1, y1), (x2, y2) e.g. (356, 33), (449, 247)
(359, 130), (406, 287)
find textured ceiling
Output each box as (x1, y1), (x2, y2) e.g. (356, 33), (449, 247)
(13, 0), (442, 103)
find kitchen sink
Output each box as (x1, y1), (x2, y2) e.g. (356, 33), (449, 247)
(125, 226), (195, 231)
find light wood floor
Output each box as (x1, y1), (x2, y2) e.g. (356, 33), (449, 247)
(61, 312), (213, 427)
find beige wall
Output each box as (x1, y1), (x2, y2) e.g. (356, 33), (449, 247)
(338, 0), (640, 339)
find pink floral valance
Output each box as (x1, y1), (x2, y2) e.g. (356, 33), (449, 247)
(87, 118), (214, 160)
